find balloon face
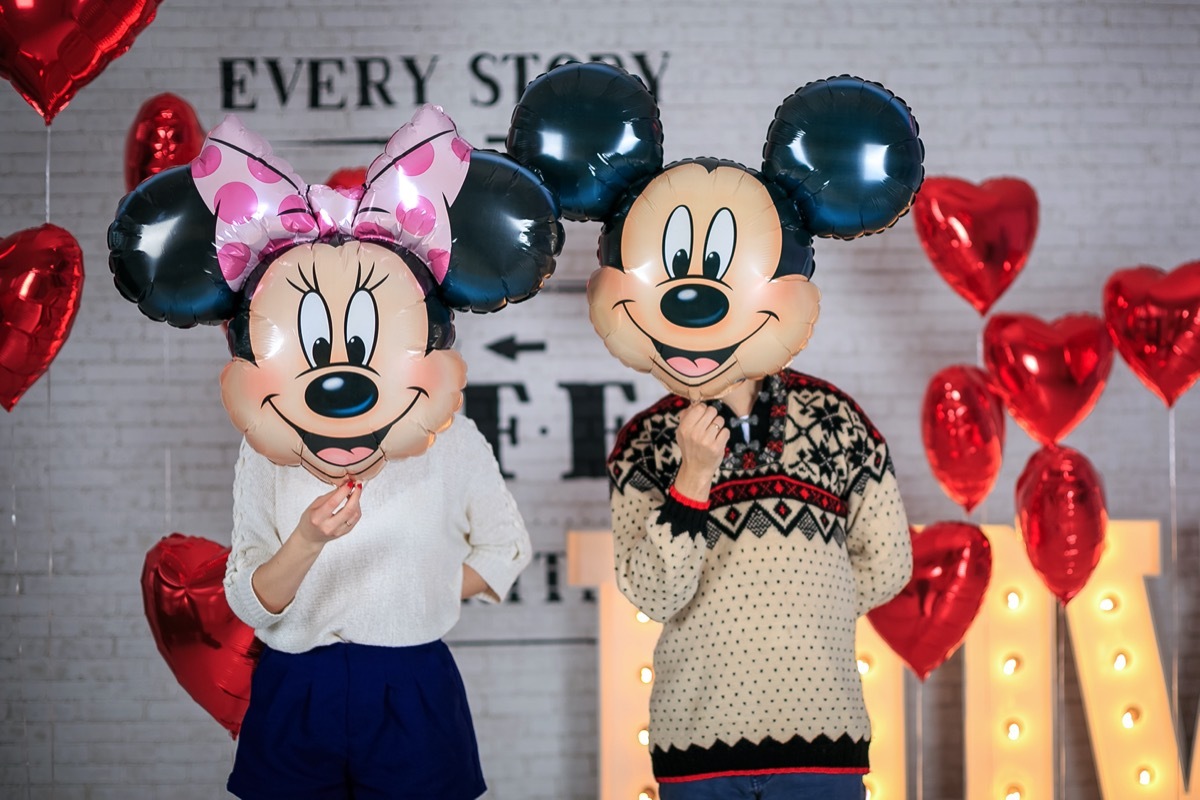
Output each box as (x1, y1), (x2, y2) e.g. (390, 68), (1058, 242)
(588, 162), (819, 401)
(220, 241), (465, 483)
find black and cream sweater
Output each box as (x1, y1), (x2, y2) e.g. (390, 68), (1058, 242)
(607, 370), (912, 782)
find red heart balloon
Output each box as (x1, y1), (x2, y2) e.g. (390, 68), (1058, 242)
(912, 176), (1039, 315)
(983, 313), (1114, 445)
(125, 93), (204, 191)
(326, 167), (367, 191)
(0, 224), (84, 411)
(0, 0), (163, 124)
(1103, 262), (1200, 407)
(921, 365), (1005, 513)
(1016, 446), (1107, 605)
(141, 534), (261, 738)
(867, 523), (992, 681)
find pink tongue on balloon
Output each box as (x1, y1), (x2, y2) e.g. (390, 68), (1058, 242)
(666, 356), (720, 377)
(316, 446), (375, 466)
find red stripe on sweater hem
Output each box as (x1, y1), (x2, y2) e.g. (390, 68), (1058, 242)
(657, 766), (869, 783)
(669, 485), (710, 509)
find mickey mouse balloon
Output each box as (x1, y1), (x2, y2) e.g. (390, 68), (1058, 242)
(509, 64), (924, 401)
(110, 106), (562, 483)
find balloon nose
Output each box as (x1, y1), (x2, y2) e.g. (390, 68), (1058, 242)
(660, 283), (729, 328)
(305, 372), (379, 418)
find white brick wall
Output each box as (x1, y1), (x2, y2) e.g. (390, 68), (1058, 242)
(2, 1), (1199, 797)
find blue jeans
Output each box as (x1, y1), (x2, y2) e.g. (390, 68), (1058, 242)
(658, 772), (867, 800)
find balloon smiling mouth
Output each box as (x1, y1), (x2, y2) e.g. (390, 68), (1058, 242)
(263, 387), (428, 475)
(615, 300), (778, 385)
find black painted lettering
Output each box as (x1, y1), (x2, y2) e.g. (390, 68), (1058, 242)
(461, 383), (530, 479)
(401, 55), (437, 105)
(588, 53), (625, 70)
(559, 382), (637, 479)
(220, 58), (257, 110)
(469, 52), (501, 107)
(546, 52), (581, 71)
(308, 58), (347, 109)
(354, 57), (394, 108)
(501, 52), (540, 99)
(631, 51), (670, 98)
(265, 58), (303, 107)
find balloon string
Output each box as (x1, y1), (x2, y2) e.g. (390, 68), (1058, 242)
(915, 676), (924, 800)
(1169, 405), (1180, 790)
(164, 328), (172, 533)
(1056, 603), (1067, 800)
(11, 422), (31, 796)
(44, 373), (55, 786)
(44, 126), (51, 224)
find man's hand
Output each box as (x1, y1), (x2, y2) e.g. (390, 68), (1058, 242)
(674, 403), (729, 501)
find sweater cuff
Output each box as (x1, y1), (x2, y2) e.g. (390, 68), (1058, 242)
(657, 486), (711, 539)
(225, 565), (292, 630)
(464, 549), (521, 604)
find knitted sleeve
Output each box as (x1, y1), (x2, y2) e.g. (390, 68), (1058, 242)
(845, 434), (913, 617)
(459, 418), (533, 604)
(607, 416), (709, 623)
(223, 438), (291, 630)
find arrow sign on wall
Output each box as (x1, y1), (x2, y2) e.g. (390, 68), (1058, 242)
(487, 335), (546, 360)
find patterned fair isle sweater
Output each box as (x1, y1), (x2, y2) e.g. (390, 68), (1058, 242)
(607, 370), (913, 782)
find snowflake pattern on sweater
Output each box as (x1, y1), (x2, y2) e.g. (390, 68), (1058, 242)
(607, 370), (912, 780)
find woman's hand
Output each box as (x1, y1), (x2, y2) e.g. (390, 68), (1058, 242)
(292, 480), (363, 548)
(673, 403), (729, 501)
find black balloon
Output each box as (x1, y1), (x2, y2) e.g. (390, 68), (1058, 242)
(444, 150), (563, 312)
(108, 165), (236, 328)
(507, 62), (663, 222)
(763, 76), (925, 240)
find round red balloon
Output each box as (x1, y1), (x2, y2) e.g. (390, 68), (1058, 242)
(326, 167), (367, 191)
(912, 176), (1039, 315)
(0, 0), (163, 124)
(141, 534), (261, 738)
(1103, 262), (1200, 408)
(0, 224), (84, 412)
(868, 523), (992, 681)
(983, 313), (1114, 445)
(125, 93), (204, 191)
(921, 365), (1005, 513)
(1016, 446), (1107, 604)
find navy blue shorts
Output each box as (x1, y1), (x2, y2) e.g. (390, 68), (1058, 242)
(228, 640), (486, 800)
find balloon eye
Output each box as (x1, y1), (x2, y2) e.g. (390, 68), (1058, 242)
(345, 289), (378, 367)
(702, 208), (736, 281)
(299, 291), (332, 369)
(662, 205), (693, 279)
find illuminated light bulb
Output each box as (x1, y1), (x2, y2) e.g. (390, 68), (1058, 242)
(1006, 720), (1022, 740)
(638, 789), (657, 800)
(1122, 707), (1141, 728)
(1113, 652), (1129, 671)
(1099, 595), (1119, 613)
(863, 778), (874, 800)
(857, 657), (872, 675)
(640, 666), (654, 684)
(1138, 767), (1153, 785)
(1002, 655), (1022, 676)
(637, 728), (650, 746)
(636, 611), (650, 623)
(1004, 786), (1023, 800)
(1006, 590), (1022, 610)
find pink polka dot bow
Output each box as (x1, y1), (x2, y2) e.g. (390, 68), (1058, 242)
(190, 105), (473, 292)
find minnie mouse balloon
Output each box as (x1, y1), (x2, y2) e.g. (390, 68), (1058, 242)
(0, 0), (162, 124)
(125, 93), (204, 191)
(912, 177), (1039, 315)
(1, 224), (84, 411)
(509, 63), (923, 401)
(110, 107), (563, 483)
(1103, 262), (1200, 407)
(921, 365), (1005, 513)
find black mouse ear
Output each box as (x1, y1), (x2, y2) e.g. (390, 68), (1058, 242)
(506, 61), (663, 222)
(762, 75), (925, 240)
(108, 165), (238, 327)
(440, 150), (563, 313)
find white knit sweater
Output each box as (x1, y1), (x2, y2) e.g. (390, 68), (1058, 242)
(223, 415), (531, 653)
